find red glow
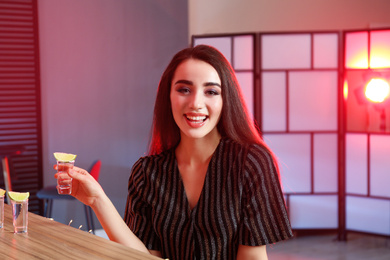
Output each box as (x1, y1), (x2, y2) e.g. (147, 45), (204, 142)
(370, 31), (390, 68)
(370, 46), (390, 68)
(346, 30), (390, 69)
(345, 32), (369, 69)
(343, 80), (348, 100)
(365, 78), (390, 103)
(347, 51), (369, 69)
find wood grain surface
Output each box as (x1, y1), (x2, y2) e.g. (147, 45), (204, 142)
(0, 204), (161, 259)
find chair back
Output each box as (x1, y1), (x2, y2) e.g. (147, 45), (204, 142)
(89, 160), (101, 181)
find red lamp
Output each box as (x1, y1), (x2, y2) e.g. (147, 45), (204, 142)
(364, 77), (390, 103)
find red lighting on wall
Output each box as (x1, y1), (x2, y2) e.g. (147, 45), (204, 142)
(345, 30), (390, 69)
(343, 80), (349, 100)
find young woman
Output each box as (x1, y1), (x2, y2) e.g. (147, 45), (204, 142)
(56, 45), (293, 259)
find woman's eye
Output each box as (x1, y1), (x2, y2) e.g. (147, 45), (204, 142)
(206, 89), (220, 96)
(177, 87), (190, 94)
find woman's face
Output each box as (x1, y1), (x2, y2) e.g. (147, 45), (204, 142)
(170, 59), (223, 141)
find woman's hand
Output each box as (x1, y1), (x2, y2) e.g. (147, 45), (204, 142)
(54, 164), (105, 207)
(55, 164), (154, 254)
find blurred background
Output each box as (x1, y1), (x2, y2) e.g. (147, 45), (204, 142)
(1, 0), (390, 242)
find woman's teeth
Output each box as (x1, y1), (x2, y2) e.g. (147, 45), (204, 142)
(186, 115), (206, 122)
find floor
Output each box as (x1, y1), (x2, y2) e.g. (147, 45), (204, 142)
(96, 229), (390, 259)
(95, 229), (109, 239)
(267, 232), (390, 260)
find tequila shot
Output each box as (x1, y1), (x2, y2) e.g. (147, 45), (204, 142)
(54, 152), (77, 195)
(11, 198), (28, 233)
(56, 160), (74, 195)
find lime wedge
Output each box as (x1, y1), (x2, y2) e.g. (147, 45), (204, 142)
(8, 191), (29, 202)
(0, 188), (5, 196)
(53, 152), (77, 162)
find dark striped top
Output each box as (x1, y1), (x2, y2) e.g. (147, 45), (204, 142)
(124, 138), (293, 259)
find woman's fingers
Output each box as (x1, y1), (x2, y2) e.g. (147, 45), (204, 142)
(53, 164), (72, 172)
(57, 176), (72, 185)
(53, 164), (103, 207)
(53, 165), (89, 177)
(68, 166), (89, 179)
(54, 164), (96, 183)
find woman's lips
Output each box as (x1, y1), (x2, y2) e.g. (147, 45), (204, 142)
(185, 114), (208, 127)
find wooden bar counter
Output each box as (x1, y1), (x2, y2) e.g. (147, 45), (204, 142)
(0, 204), (160, 259)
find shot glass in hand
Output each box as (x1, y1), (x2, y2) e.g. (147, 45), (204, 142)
(54, 152), (77, 195)
(9, 191), (29, 233)
(57, 160), (74, 194)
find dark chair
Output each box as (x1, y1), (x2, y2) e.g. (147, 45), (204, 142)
(0, 144), (25, 204)
(37, 160), (101, 234)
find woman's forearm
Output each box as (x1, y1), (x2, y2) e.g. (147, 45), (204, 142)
(91, 193), (150, 254)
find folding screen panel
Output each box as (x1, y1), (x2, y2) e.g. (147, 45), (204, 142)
(344, 29), (390, 236)
(192, 32), (340, 231)
(193, 29), (390, 237)
(260, 32), (340, 230)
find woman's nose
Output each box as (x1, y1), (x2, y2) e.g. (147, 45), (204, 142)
(190, 91), (204, 110)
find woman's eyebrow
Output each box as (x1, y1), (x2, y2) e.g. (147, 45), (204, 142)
(174, 79), (193, 85)
(174, 79), (221, 88)
(204, 82), (221, 88)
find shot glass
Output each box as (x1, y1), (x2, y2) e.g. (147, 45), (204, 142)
(0, 195), (4, 228)
(11, 198), (28, 233)
(56, 160), (74, 195)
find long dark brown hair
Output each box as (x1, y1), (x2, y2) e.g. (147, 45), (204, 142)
(148, 45), (266, 155)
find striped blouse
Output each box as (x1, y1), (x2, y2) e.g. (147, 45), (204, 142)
(124, 138), (293, 259)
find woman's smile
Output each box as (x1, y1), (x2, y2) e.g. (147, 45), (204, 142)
(184, 113), (208, 127)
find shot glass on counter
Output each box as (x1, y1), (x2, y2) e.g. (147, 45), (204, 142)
(9, 191), (29, 233)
